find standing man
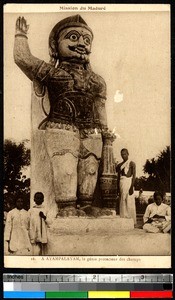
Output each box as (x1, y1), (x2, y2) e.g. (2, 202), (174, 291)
(4, 197), (32, 255)
(116, 148), (136, 224)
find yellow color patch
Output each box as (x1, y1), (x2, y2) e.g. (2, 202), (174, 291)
(88, 291), (130, 298)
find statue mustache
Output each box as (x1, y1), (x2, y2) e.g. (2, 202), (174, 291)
(68, 45), (91, 54)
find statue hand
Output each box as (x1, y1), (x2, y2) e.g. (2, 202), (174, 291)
(101, 128), (116, 141)
(16, 16), (29, 35)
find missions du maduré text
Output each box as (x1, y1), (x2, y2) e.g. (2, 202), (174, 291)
(59, 6), (106, 11)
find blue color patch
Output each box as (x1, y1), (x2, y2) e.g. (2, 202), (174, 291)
(4, 291), (45, 298)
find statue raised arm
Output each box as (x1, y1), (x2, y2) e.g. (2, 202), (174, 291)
(14, 17), (45, 81)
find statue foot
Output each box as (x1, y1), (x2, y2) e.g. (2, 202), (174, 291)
(56, 206), (86, 217)
(56, 205), (114, 218)
(80, 206), (114, 217)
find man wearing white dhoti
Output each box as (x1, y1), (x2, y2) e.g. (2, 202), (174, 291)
(143, 191), (171, 233)
(116, 149), (136, 224)
(28, 192), (48, 255)
(4, 198), (32, 255)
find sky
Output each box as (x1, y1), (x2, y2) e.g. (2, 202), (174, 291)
(4, 5), (170, 177)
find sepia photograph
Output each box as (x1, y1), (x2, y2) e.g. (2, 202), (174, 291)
(4, 4), (171, 268)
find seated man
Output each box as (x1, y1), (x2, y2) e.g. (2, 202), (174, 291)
(143, 191), (171, 233)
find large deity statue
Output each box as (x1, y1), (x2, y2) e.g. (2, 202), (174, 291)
(14, 15), (116, 213)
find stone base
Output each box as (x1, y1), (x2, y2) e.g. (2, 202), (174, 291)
(45, 216), (134, 255)
(48, 215), (134, 235)
(45, 228), (171, 256)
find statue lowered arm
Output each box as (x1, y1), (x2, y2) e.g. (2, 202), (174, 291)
(14, 17), (46, 81)
(95, 97), (108, 130)
(93, 75), (108, 131)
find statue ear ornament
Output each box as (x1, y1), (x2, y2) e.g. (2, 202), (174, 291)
(55, 59), (59, 68)
(49, 37), (59, 65)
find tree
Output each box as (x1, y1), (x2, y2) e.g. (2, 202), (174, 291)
(4, 139), (30, 210)
(134, 176), (147, 191)
(143, 146), (170, 193)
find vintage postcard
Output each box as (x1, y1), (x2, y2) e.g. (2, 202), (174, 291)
(4, 3), (171, 268)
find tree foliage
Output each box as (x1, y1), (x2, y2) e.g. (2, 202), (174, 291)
(4, 139), (30, 211)
(135, 146), (170, 193)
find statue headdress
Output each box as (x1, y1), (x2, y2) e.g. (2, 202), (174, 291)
(49, 14), (93, 63)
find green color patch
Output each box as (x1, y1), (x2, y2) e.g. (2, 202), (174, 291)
(46, 291), (88, 298)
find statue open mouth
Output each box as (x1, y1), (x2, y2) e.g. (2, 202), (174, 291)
(69, 46), (90, 55)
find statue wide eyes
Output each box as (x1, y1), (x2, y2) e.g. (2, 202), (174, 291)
(84, 36), (91, 46)
(69, 33), (79, 42)
(65, 31), (91, 46)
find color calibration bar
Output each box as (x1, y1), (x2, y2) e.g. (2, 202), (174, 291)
(3, 274), (173, 299)
(3, 290), (173, 298)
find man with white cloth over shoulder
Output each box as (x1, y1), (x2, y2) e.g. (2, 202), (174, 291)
(116, 148), (136, 224)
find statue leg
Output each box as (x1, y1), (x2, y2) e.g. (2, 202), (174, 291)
(44, 128), (80, 208)
(78, 133), (102, 206)
(78, 155), (99, 206)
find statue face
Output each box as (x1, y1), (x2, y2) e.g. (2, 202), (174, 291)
(57, 26), (92, 62)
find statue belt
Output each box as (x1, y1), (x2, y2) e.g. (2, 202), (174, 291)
(46, 121), (102, 136)
(48, 91), (100, 129)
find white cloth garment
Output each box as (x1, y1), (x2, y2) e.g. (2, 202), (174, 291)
(28, 204), (48, 256)
(28, 205), (48, 244)
(143, 202), (171, 233)
(143, 202), (171, 224)
(119, 176), (136, 224)
(143, 222), (171, 233)
(4, 208), (32, 255)
(120, 160), (131, 175)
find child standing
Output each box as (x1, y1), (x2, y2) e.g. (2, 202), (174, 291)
(4, 197), (32, 255)
(28, 192), (48, 255)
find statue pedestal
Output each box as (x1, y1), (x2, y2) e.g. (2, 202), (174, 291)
(45, 216), (134, 255)
(31, 88), (58, 213)
(100, 132), (118, 210)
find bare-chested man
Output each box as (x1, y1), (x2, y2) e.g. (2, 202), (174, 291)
(116, 148), (136, 224)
